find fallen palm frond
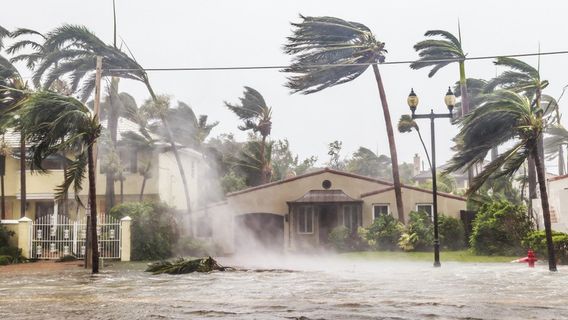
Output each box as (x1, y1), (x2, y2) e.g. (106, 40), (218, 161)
(145, 256), (230, 275)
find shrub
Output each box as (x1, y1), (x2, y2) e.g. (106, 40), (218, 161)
(470, 200), (532, 256)
(523, 230), (568, 264)
(0, 225), (23, 264)
(328, 226), (366, 252)
(398, 211), (434, 252)
(438, 215), (466, 250)
(110, 202), (179, 261)
(175, 236), (219, 257)
(365, 214), (403, 251)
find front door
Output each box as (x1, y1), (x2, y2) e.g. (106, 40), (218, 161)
(319, 205), (338, 245)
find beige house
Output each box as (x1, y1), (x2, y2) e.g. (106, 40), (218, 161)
(193, 168), (467, 253)
(533, 174), (568, 232)
(0, 118), (204, 221)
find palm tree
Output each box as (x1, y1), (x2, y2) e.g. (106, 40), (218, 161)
(162, 101), (218, 148)
(232, 139), (274, 187)
(32, 24), (193, 216)
(19, 91), (102, 273)
(283, 15), (405, 222)
(225, 87), (272, 184)
(410, 28), (473, 189)
(484, 56), (550, 221)
(446, 90), (557, 271)
(398, 115), (431, 170)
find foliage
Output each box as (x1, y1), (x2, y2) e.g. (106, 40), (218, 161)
(398, 211), (434, 252)
(221, 171), (247, 194)
(327, 140), (344, 170)
(410, 29), (465, 78)
(146, 257), (228, 275)
(328, 226), (366, 252)
(0, 225), (23, 264)
(365, 214), (403, 251)
(418, 173), (457, 194)
(470, 200), (533, 255)
(438, 215), (465, 250)
(271, 139), (317, 180)
(110, 202), (179, 260)
(345, 147), (391, 180)
(523, 230), (568, 265)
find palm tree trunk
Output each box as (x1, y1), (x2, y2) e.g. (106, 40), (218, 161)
(105, 77), (120, 213)
(372, 64), (404, 222)
(527, 155), (538, 227)
(558, 146), (565, 176)
(139, 161), (151, 201)
(0, 175), (4, 220)
(458, 61), (475, 196)
(260, 135), (268, 184)
(87, 144), (99, 274)
(144, 82), (192, 224)
(20, 134), (26, 218)
(491, 147), (498, 161)
(416, 129), (432, 169)
(140, 176), (147, 202)
(532, 146), (557, 271)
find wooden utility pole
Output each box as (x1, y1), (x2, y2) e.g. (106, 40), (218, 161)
(86, 56), (103, 270)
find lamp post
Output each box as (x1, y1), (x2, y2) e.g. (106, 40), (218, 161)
(407, 87), (455, 268)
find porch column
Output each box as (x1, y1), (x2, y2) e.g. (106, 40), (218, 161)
(120, 216), (132, 262)
(17, 217), (32, 259)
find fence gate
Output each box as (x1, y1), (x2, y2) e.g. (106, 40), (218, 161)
(30, 215), (121, 260)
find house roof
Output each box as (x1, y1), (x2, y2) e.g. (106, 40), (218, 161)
(287, 189), (362, 204)
(360, 185), (466, 201)
(413, 163), (468, 180)
(226, 168), (393, 197)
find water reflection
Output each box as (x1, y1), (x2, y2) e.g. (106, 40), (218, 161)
(1, 257), (567, 319)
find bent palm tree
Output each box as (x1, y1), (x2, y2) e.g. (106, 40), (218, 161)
(19, 91), (101, 273)
(446, 90), (557, 271)
(225, 87), (272, 184)
(398, 115), (431, 170)
(283, 15), (404, 222)
(34, 24), (193, 216)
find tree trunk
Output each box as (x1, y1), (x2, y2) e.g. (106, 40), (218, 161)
(105, 77), (121, 213)
(0, 175), (4, 220)
(527, 155), (538, 228)
(416, 129), (432, 169)
(139, 161), (151, 201)
(491, 147), (498, 161)
(20, 134), (26, 218)
(144, 82), (192, 224)
(139, 176), (147, 202)
(260, 135), (269, 184)
(88, 144), (99, 274)
(532, 145), (557, 271)
(372, 64), (404, 222)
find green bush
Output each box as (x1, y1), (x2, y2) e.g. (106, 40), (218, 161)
(110, 202), (179, 261)
(470, 200), (532, 256)
(398, 211), (434, 252)
(439, 215), (466, 250)
(365, 214), (403, 251)
(175, 236), (219, 257)
(328, 226), (366, 252)
(523, 230), (568, 264)
(0, 225), (23, 264)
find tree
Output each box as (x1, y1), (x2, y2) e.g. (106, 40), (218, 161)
(484, 57), (550, 224)
(410, 28), (473, 188)
(446, 90), (557, 271)
(271, 139), (317, 180)
(283, 15), (405, 222)
(19, 91), (102, 273)
(225, 87), (272, 184)
(398, 115), (431, 170)
(327, 140), (344, 170)
(345, 147), (391, 179)
(232, 138), (274, 187)
(33, 24), (194, 217)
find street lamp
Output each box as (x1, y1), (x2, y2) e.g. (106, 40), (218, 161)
(407, 87), (455, 268)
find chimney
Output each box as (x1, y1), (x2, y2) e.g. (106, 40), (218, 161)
(413, 153), (421, 176)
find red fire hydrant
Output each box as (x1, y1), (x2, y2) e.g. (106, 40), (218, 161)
(514, 249), (538, 267)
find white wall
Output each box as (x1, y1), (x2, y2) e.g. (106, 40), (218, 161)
(158, 148), (203, 211)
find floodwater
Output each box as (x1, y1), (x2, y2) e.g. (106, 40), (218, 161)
(1, 256), (568, 320)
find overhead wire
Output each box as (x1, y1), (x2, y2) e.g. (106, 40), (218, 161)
(106, 50), (568, 72)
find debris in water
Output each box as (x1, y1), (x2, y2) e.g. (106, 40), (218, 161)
(146, 257), (230, 274)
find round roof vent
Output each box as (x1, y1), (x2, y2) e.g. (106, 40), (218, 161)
(322, 179), (332, 190)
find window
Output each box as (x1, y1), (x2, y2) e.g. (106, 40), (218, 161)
(343, 205), (359, 233)
(297, 206), (314, 234)
(373, 204), (389, 220)
(416, 204), (433, 220)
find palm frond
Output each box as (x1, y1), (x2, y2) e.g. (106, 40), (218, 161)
(55, 153), (87, 204)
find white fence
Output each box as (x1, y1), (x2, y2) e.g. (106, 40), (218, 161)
(31, 215), (121, 260)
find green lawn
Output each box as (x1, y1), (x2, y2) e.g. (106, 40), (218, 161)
(341, 250), (519, 263)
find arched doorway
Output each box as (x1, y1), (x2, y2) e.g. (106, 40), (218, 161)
(234, 213), (284, 252)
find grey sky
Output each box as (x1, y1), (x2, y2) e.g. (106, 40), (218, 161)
(4, 0), (568, 170)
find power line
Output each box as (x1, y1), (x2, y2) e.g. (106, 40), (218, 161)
(106, 50), (568, 72)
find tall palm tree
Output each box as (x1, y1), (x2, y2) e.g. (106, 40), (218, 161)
(19, 91), (102, 273)
(446, 90), (557, 271)
(410, 28), (473, 189)
(283, 15), (405, 222)
(484, 57), (550, 222)
(225, 87), (272, 184)
(232, 139), (274, 187)
(32, 24), (193, 216)
(163, 101), (218, 148)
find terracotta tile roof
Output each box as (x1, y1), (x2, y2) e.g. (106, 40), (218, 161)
(360, 185), (466, 201)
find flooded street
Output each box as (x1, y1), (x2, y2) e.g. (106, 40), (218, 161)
(1, 257), (567, 320)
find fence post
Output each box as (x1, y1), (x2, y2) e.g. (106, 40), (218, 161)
(120, 216), (132, 262)
(17, 217), (32, 259)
